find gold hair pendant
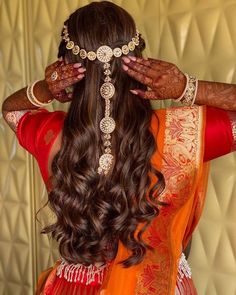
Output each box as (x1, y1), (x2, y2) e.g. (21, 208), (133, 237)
(62, 25), (140, 175)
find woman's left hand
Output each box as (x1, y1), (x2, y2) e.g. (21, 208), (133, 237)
(122, 57), (186, 100)
(45, 59), (86, 103)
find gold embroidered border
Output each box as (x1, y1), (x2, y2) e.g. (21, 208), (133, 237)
(135, 106), (203, 295)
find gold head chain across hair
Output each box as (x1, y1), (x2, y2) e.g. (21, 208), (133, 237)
(61, 25), (140, 176)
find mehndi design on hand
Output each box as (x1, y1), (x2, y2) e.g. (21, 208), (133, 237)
(122, 57), (186, 100)
(45, 60), (86, 102)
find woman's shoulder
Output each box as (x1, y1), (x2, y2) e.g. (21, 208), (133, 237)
(34, 109), (66, 146)
(16, 108), (67, 158)
(28, 108), (66, 128)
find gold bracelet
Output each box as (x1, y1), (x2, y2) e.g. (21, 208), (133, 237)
(26, 80), (53, 107)
(176, 73), (198, 106)
(176, 74), (189, 102)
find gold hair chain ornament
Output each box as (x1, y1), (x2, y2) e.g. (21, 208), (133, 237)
(62, 25), (140, 175)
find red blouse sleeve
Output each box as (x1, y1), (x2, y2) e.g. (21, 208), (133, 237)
(204, 106), (236, 161)
(16, 108), (66, 183)
(16, 109), (50, 157)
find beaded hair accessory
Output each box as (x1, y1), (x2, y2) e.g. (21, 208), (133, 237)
(62, 25), (140, 175)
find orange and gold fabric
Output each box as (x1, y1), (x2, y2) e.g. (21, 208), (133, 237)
(16, 105), (234, 294)
(99, 106), (209, 295)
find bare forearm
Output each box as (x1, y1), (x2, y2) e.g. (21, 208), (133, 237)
(2, 80), (54, 112)
(195, 80), (236, 111)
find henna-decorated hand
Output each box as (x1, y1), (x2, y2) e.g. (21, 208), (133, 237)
(45, 59), (86, 103)
(122, 57), (186, 100)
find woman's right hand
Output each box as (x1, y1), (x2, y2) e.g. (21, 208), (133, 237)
(45, 60), (86, 103)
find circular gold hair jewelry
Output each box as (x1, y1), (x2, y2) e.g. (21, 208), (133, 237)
(51, 71), (58, 81)
(62, 25), (140, 175)
(62, 25), (140, 62)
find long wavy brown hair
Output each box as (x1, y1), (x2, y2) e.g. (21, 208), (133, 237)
(42, 1), (165, 268)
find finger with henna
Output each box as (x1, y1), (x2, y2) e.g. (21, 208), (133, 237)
(122, 62), (153, 88)
(122, 57), (157, 79)
(130, 89), (158, 100)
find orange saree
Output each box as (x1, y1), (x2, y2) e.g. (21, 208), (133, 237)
(97, 105), (209, 295)
(17, 105), (210, 295)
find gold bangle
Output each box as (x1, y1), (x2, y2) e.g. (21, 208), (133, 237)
(26, 80), (53, 107)
(176, 73), (198, 106)
(176, 74), (189, 102)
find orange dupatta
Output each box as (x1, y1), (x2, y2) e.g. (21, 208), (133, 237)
(99, 106), (209, 295)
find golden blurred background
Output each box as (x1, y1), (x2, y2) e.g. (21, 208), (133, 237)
(0, 0), (236, 294)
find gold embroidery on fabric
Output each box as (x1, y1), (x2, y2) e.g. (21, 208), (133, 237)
(44, 129), (55, 145)
(160, 106), (201, 200)
(5, 110), (29, 132)
(4, 109), (47, 132)
(135, 106), (203, 295)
